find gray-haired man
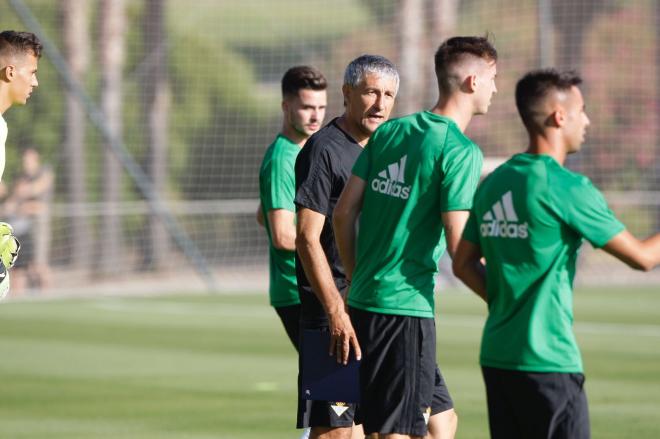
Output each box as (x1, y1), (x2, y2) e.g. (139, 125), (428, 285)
(294, 54), (399, 439)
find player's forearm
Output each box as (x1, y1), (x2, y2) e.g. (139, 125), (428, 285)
(453, 259), (488, 302)
(296, 234), (345, 316)
(271, 225), (296, 251)
(452, 239), (488, 302)
(604, 230), (660, 272)
(636, 233), (660, 271)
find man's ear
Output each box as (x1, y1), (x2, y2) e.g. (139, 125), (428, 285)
(281, 99), (288, 113)
(341, 83), (350, 107)
(551, 107), (566, 127)
(0, 65), (15, 82)
(460, 74), (477, 93)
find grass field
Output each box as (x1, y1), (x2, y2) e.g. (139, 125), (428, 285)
(1, 286), (659, 438)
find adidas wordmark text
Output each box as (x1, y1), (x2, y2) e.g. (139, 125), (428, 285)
(480, 191), (529, 239)
(370, 155), (412, 200)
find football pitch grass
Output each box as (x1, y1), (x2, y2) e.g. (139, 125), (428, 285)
(1, 286), (658, 438)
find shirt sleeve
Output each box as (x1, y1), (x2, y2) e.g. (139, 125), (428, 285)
(439, 138), (483, 212)
(462, 208), (481, 244)
(262, 150), (296, 212)
(557, 176), (625, 248)
(295, 140), (334, 216)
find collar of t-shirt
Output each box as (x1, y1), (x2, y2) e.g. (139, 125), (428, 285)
(330, 117), (361, 146)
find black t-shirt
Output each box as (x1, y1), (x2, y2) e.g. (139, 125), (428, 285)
(294, 118), (363, 326)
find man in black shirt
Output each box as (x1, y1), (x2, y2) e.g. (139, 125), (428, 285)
(294, 54), (399, 438)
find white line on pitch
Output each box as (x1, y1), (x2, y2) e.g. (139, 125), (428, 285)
(90, 301), (660, 338)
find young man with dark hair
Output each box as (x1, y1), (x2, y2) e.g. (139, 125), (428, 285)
(295, 54), (399, 439)
(0, 30), (42, 298)
(453, 69), (660, 439)
(258, 65), (327, 350)
(333, 36), (498, 439)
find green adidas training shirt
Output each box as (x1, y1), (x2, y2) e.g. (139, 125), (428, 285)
(258, 134), (301, 307)
(463, 153), (625, 373)
(348, 111), (483, 318)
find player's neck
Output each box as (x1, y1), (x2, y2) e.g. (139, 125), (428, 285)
(0, 88), (12, 115)
(280, 125), (307, 147)
(430, 97), (473, 133)
(526, 133), (567, 166)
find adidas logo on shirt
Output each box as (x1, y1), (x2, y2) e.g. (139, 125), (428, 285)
(370, 155), (412, 200)
(480, 191), (529, 239)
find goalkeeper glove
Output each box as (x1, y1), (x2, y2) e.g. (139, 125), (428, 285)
(0, 222), (20, 301)
(0, 222), (20, 269)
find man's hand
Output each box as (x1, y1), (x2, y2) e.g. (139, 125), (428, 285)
(327, 304), (361, 365)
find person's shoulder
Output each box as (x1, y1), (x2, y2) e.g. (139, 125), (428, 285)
(380, 112), (432, 134)
(303, 118), (356, 160)
(260, 136), (279, 166)
(442, 120), (472, 145)
(374, 112), (453, 144)
(443, 126), (482, 159)
(542, 159), (601, 206)
(261, 135), (293, 172)
(270, 135), (299, 158)
(377, 113), (416, 130)
(546, 159), (591, 189)
(307, 119), (343, 146)
(480, 160), (508, 185)
(299, 124), (332, 156)
(296, 124), (341, 174)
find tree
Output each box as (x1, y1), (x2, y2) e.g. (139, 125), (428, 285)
(553, 0), (605, 71)
(397, 0), (461, 112)
(98, 0), (125, 276)
(428, 0), (460, 107)
(141, 0), (169, 270)
(397, 0), (423, 115)
(61, 0), (91, 271)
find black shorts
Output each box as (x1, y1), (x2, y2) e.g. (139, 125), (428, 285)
(274, 304), (301, 352)
(482, 366), (590, 439)
(350, 307), (453, 437)
(296, 325), (359, 429)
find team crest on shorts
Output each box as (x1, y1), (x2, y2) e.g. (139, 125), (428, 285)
(422, 406), (431, 424)
(331, 402), (349, 417)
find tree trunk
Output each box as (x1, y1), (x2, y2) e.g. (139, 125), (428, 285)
(655, 0), (660, 230)
(553, 0), (601, 71)
(431, 0), (459, 44)
(99, 0), (125, 276)
(142, 0), (170, 271)
(428, 0), (460, 107)
(61, 0), (91, 271)
(397, 0), (423, 115)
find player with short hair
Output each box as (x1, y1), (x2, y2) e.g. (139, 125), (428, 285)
(333, 36), (498, 439)
(453, 69), (660, 439)
(258, 65), (327, 351)
(0, 30), (42, 298)
(295, 54), (399, 439)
